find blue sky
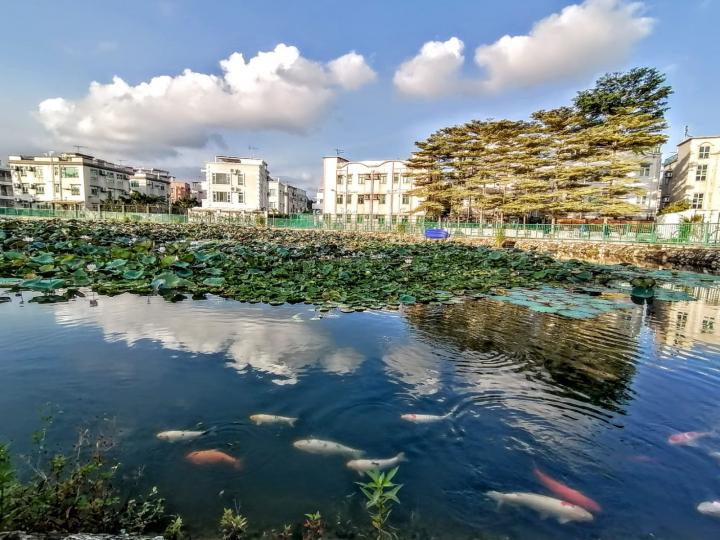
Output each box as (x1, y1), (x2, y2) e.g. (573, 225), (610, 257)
(0, 0), (717, 192)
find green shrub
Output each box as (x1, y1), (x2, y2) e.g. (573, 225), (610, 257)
(220, 507), (248, 540)
(357, 467), (402, 539)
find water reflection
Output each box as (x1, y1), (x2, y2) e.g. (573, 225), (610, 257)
(53, 295), (365, 385)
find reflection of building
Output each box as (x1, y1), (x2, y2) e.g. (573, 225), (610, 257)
(652, 288), (720, 349)
(170, 181), (192, 203)
(321, 156), (423, 223)
(129, 168), (172, 201)
(659, 135), (720, 220)
(201, 156), (269, 211)
(0, 160), (13, 207)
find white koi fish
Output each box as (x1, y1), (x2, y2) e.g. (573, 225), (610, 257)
(293, 438), (364, 457)
(156, 430), (206, 442)
(250, 414), (297, 426)
(698, 500), (720, 518)
(347, 452), (407, 473)
(486, 491), (594, 524)
(400, 413), (450, 423)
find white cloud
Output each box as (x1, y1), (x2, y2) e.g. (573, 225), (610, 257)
(36, 44), (376, 157)
(393, 0), (653, 98)
(393, 37), (465, 98)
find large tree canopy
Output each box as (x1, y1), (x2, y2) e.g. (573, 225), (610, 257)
(407, 67), (670, 220)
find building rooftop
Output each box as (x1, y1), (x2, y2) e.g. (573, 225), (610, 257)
(678, 135), (720, 145)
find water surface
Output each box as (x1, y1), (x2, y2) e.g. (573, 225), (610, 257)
(2, 287), (720, 538)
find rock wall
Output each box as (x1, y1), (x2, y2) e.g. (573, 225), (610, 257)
(450, 238), (720, 272)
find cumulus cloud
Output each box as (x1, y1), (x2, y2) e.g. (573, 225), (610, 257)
(393, 0), (653, 98)
(36, 44), (376, 157)
(393, 37), (464, 98)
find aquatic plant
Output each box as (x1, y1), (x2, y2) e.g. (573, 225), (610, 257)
(163, 515), (187, 540)
(357, 467), (402, 539)
(0, 219), (714, 314)
(302, 511), (325, 540)
(0, 430), (170, 534)
(220, 507), (249, 540)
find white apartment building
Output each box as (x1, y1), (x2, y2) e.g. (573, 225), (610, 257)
(0, 161), (13, 208)
(268, 178), (288, 213)
(8, 152), (133, 209)
(625, 150), (662, 218)
(201, 156), (269, 211)
(129, 168), (172, 200)
(660, 136), (720, 221)
(321, 156), (423, 222)
(190, 181), (207, 203)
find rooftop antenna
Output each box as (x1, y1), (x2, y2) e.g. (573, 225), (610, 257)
(73, 145), (87, 154)
(248, 145), (259, 158)
(334, 148), (344, 156)
(684, 125), (691, 139)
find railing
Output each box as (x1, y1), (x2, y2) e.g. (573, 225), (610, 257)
(0, 207), (187, 224)
(2, 206), (720, 245)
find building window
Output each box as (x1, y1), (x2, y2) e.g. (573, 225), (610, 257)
(346, 214), (352, 223)
(702, 316), (715, 334)
(336, 194), (344, 204)
(392, 174), (400, 184)
(237, 191), (245, 203)
(699, 145), (710, 159)
(21, 184), (29, 194)
(695, 164), (708, 182)
(212, 191), (229, 203)
(378, 194), (386, 204)
(235, 172), (245, 185)
(358, 174), (370, 184)
(357, 194), (365, 205)
(336, 175), (344, 185)
(402, 175), (411, 184)
(269, 202), (276, 209)
(676, 311), (688, 329)
(212, 173), (230, 184)
(692, 193), (704, 209)
(34, 185), (45, 195)
(269, 189), (277, 197)
(91, 187), (99, 196)
(130, 181), (139, 188)
(377, 174), (387, 184)
(61, 166), (79, 178)
(640, 164), (651, 177)
(402, 194), (410, 205)
(70, 185), (81, 196)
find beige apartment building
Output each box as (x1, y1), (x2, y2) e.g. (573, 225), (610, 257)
(201, 156), (269, 211)
(660, 136), (720, 221)
(321, 156), (422, 222)
(0, 161), (12, 208)
(8, 152), (133, 209)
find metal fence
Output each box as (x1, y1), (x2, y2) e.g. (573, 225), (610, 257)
(2, 206), (720, 245)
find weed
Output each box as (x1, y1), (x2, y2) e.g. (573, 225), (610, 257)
(220, 507), (249, 540)
(302, 510), (325, 540)
(357, 467), (402, 540)
(164, 515), (186, 540)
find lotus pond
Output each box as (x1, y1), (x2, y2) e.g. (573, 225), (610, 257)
(2, 220), (720, 538)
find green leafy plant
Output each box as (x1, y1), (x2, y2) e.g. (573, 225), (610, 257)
(163, 515), (186, 540)
(493, 226), (507, 247)
(357, 467), (402, 539)
(0, 427), (169, 534)
(302, 510), (324, 540)
(220, 507), (249, 540)
(658, 199), (690, 215)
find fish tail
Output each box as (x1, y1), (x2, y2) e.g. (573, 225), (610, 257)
(289, 418), (297, 427)
(232, 458), (244, 471)
(486, 491), (503, 508)
(396, 452), (408, 462)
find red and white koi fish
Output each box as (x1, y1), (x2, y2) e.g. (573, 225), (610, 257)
(668, 431), (712, 446)
(533, 467), (602, 514)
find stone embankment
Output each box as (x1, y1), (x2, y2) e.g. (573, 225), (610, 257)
(451, 238), (720, 272)
(0, 534), (162, 540)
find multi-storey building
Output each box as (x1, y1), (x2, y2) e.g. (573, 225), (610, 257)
(625, 150), (662, 218)
(170, 181), (192, 203)
(201, 156), (269, 211)
(190, 181), (207, 203)
(0, 161), (13, 208)
(7, 152), (133, 209)
(321, 156), (423, 222)
(268, 178), (288, 213)
(129, 168), (171, 201)
(660, 136), (720, 221)
(287, 184), (310, 214)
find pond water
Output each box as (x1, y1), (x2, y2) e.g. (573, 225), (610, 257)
(2, 285), (720, 539)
